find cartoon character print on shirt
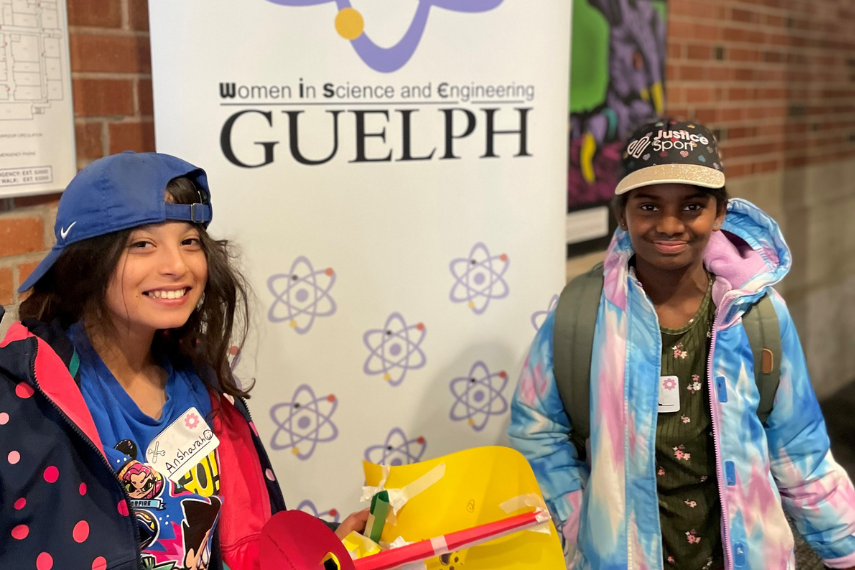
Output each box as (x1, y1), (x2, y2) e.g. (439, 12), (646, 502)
(115, 440), (168, 549)
(136, 509), (162, 551)
(115, 439), (166, 506)
(141, 555), (178, 570)
(109, 439), (223, 568)
(119, 459), (166, 507)
(172, 450), (221, 498)
(180, 496), (222, 570)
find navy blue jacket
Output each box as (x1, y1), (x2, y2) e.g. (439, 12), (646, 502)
(0, 309), (287, 570)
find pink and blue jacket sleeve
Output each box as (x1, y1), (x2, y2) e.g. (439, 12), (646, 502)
(508, 311), (587, 550)
(765, 291), (855, 568)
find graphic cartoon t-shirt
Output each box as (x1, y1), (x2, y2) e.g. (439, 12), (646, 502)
(68, 324), (222, 570)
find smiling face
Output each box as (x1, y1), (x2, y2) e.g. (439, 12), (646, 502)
(104, 221), (208, 336)
(619, 183), (726, 272)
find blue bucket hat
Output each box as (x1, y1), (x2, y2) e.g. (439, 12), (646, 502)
(18, 151), (213, 293)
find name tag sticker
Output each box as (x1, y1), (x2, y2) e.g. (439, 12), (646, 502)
(658, 376), (680, 413)
(145, 407), (220, 483)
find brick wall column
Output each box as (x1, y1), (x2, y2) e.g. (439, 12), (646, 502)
(665, 0), (855, 178)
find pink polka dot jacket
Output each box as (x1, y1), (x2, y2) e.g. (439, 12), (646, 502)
(0, 314), (290, 570)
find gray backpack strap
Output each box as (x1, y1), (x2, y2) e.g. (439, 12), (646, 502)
(553, 262), (605, 460)
(741, 292), (781, 425)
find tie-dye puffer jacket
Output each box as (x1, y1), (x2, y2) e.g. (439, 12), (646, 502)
(509, 199), (855, 570)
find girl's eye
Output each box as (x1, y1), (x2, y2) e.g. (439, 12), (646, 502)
(130, 240), (153, 249)
(182, 237), (201, 247)
(684, 203), (703, 212)
(640, 204), (658, 212)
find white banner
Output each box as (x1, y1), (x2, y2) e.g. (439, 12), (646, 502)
(150, 0), (571, 518)
(0, 0), (75, 198)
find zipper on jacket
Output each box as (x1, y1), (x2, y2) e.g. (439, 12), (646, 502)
(707, 311), (733, 570)
(237, 395), (254, 422)
(629, 275), (665, 570)
(28, 346), (143, 565)
(236, 395), (281, 498)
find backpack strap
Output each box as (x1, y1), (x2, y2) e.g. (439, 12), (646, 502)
(553, 262), (605, 461)
(554, 266), (781, 458)
(740, 292), (781, 425)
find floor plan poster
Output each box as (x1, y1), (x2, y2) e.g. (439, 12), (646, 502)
(567, 0), (666, 256)
(0, 0), (74, 198)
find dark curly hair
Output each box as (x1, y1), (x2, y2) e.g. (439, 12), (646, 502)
(19, 177), (253, 399)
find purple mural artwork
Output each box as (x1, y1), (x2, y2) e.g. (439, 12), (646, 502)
(569, 0), (667, 207)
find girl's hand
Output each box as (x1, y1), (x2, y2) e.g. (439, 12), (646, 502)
(334, 508), (370, 539)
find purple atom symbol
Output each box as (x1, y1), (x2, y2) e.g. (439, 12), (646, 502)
(270, 384), (338, 460)
(364, 427), (427, 466)
(531, 295), (559, 331)
(449, 243), (510, 315)
(449, 361), (509, 431)
(266, 0), (505, 73)
(363, 312), (427, 386)
(268, 256), (336, 334)
(296, 499), (340, 524)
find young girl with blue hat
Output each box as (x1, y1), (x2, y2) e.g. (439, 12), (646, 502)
(0, 152), (366, 570)
(510, 120), (855, 570)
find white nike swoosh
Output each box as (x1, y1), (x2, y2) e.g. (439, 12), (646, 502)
(60, 221), (76, 239)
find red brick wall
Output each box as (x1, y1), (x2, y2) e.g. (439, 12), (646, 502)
(2, 0), (855, 307)
(0, 0), (153, 306)
(666, 0), (855, 179)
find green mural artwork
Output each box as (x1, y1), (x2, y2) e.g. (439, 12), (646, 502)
(568, 0), (667, 211)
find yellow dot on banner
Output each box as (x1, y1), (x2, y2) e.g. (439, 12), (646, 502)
(468, 419), (475, 426)
(384, 373), (391, 381)
(468, 302), (475, 309)
(290, 320), (297, 329)
(292, 447), (300, 455)
(335, 8), (364, 41)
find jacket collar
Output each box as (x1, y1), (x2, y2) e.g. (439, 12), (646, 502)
(1, 320), (106, 457)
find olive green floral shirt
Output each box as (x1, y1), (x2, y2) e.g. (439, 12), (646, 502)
(656, 279), (724, 570)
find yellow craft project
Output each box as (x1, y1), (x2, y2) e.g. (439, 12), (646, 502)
(362, 446), (565, 570)
(343, 531), (382, 560)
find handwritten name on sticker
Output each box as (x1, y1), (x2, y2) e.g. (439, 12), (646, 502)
(146, 407), (220, 483)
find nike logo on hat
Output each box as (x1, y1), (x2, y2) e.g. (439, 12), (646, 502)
(60, 221), (76, 240)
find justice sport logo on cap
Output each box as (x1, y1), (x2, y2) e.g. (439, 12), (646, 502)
(615, 119), (726, 196)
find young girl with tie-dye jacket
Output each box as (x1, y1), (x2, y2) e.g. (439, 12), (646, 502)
(510, 119), (855, 570)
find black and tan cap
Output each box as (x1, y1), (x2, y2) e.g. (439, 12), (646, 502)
(616, 118), (725, 195)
